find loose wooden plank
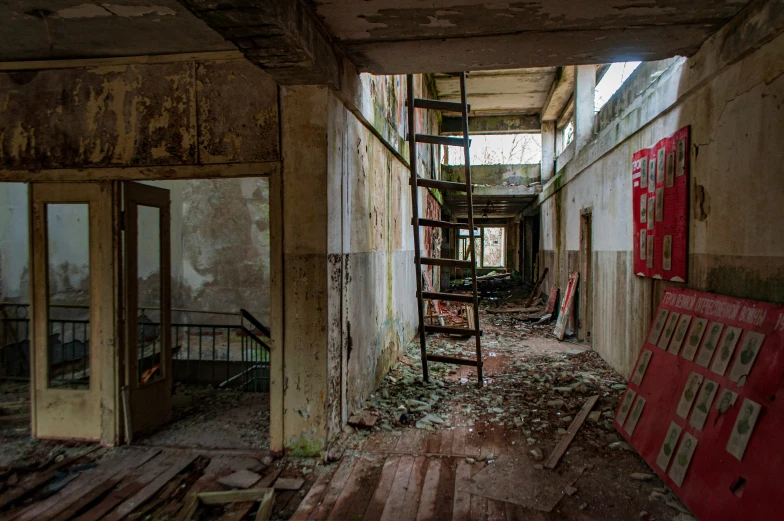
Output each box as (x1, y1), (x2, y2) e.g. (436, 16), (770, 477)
(415, 457), (442, 521)
(397, 456), (428, 521)
(219, 501), (255, 521)
(395, 429), (419, 452)
(464, 429), (482, 458)
(12, 448), (157, 521)
(102, 453), (198, 520)
(452, 460), (472, 521)
(524, 267), (549, 307)
(425, 432), (441, 454)
(199, 488), (274, 505)
(309, 456), (357, 521)
(0, 446), (101, 511)
(328, 455), (385, 521)
(544, 395), (599, 470)
(49, 477), (122, 521)
(289, 468), (333, 521)
(452, 426), (467, 456)
(326, 456), (370, 521)
(362, 456), (401, 521)
(432, 457), (457, 521)
(378, 455), (415, 521)
(72, 450), (176, 521)
(440, 429), (455, 455)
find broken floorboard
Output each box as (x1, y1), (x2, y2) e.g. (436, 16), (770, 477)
(0, 446), (312, 521)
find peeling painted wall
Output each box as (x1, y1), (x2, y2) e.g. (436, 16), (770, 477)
(0, 58), (279, 170)
(327, 75), (439, 422)
(539, 27), (784, 377)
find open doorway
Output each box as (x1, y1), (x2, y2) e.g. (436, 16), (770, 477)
(0, 178), (272, 450)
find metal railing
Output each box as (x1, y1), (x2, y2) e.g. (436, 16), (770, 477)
(0, 304), (270, 392)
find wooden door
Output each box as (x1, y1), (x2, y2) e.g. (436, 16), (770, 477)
(123, 182), (172, 437)
(29, 183), (115, 442)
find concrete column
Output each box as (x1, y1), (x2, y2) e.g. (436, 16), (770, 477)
(541, 120), (556, 182)
(270, 85), (340, 454)
(574, 65), (596, 152)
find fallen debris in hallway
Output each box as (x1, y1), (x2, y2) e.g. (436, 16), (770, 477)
(320, 288), (698, 520)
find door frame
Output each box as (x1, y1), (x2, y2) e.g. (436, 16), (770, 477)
(29, 182), (117, 443)
(578, 206), (593, 343)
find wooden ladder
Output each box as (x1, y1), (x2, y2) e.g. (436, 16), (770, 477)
(406, 73), (483, 387)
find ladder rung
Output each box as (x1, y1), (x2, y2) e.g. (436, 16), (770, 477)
(415, 178), (470, 192)
(412, 98), (469, 113)
(426, 354), (478, 367)
(421, 257), (473, 269)
(412, 134), (467, 147)
(424, 324), (478, 336)
(421, 291), (475, 303)
(415, 218), (469, 230)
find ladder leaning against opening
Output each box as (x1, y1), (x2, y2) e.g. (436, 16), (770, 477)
(406, 72), (483, 387)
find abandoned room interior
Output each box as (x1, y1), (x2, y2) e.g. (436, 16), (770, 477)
(0, 0), (783, 520)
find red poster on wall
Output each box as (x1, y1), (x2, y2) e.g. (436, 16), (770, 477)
(632, 126), (690, 281)
(615, 288), (784, 521)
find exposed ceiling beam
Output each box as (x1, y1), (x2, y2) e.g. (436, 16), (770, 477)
(441, 114), (540, 135)
(180, 0), (340, 86)
(341, 24), (720, 75)
(541, 66), (576, 121)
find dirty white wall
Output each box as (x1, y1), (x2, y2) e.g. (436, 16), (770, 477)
(327, 74), (439, 420)
(539, 13), (784, 377)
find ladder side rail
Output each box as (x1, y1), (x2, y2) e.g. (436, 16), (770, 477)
(407, 74), (430, 383)
(460, 72), (484, 387)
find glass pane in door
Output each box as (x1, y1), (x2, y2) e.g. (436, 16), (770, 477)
(46, 204), (90, 389)
(137, 205), (163, 384)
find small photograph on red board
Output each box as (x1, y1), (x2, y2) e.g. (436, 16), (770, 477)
(632, 126), (690, 281)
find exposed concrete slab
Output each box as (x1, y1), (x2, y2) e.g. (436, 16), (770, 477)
(341, 23), (728, 74)
(435, 69), (556, 115)
(0, 0), (234, 61)
(441, 114), (540, 135)
(442, 164), (540, 186)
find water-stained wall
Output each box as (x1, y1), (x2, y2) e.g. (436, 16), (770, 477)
(0, 58), (278, 170)
(538, 15), (784, 377)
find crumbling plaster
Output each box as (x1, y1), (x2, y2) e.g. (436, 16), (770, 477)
(0, 57), (278, 171)
(538, 1), (784, 377)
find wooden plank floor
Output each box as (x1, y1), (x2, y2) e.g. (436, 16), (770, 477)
(292, 426), (537, 521)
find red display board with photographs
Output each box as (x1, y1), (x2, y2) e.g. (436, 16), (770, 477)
(632, 126), (690, 281)
(614, 288), (784, 520)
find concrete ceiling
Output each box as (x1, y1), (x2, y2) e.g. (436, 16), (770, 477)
(446, 186), (540, 219)
(0, 0), (234, 61)
(310, 0), (751, 73)
(435, 68), (557, 115)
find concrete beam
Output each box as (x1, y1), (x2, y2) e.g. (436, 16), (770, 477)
(441, 114), (540, 135)
(342, 24), (721, 74)
(574, 65), (596, 152)
(180, 0), (340, 86)
(541, 121), (556, 182)
(541, 66), (576, 121)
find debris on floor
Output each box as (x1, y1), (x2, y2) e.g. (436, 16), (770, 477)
(0, 445), (320, 520)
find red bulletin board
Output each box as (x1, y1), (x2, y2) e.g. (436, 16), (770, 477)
(632, 126), (690, 281)
(614, 288), (784, 520)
